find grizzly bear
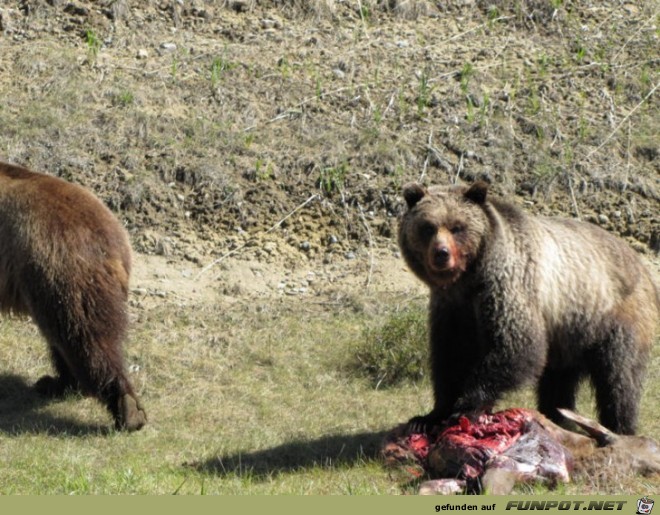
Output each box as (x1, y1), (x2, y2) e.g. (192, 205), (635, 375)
(0, 161), (146, 431)
(399, 181), (658, 435)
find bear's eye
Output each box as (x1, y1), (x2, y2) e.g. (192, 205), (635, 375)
(418, 222), (437, 239)
(449, 225), (465, 235)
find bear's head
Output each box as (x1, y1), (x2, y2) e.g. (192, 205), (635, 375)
(398, 181), (490, 288)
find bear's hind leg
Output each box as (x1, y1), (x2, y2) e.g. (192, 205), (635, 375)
(102, 371), (147, 432)
(34, 346), (82, 398)
(115, 391), (147, 431)
(52, 334), (147, 431)
(86, 343), (147, 432)
(589, 328), (647, 435)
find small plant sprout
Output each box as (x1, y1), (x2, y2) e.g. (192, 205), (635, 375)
(85, 29), (101, 61)
(255, 159), (273, 181)
(210, 50), (236, 88)
(487, 5), (500, 21)
(537, 53), (551, 77)
(574, 39), (586, 63)
(416, 68), (433, 114)
(318, 162), (348, 195)
(353, 306), (428, 388)
(117, 90), (134, 107)
(459, 62), (474, 94)
(466, 96), (476, 123)
(171, 55), (179, 80)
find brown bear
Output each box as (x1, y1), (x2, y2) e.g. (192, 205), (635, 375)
(0, 161), (146, 431)
(399, 181), (658, 435)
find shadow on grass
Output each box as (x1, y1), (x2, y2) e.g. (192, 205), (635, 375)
(191, 429), (392, 479)
(0, 373), (110, 436)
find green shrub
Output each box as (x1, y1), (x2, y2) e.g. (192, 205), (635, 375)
(353, 306), (428, 388)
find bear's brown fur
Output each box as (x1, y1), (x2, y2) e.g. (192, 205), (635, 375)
(399, 181), (658, 435)
(0, 161), (146, 431)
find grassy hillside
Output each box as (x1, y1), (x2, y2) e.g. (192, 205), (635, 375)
(0, 0), (657, 494)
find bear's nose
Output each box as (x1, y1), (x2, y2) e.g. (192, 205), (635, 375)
(433, 246), (451, 268)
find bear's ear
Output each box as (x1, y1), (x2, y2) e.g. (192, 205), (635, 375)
(464, 181), (489, 204)
(402, 183), (427, 209)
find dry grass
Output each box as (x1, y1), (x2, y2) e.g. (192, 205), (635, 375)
(1, 286), (658, 494)
(0, 0), (657, 257)
(0, 294), (429, 494)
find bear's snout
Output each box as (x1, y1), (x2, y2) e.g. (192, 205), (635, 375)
(429, 239), (458, 273)
(433, 246), (452, 268)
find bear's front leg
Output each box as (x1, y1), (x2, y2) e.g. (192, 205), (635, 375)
(451, 296), (547, 416)
(406, 299), (479, 434)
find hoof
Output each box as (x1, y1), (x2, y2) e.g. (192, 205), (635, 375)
(115, 394), (147, 432)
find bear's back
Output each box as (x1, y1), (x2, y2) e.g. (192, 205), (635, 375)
(0, 162), (131, 269)
(0, 162), (132, 312)
(530, 215), (657, 346)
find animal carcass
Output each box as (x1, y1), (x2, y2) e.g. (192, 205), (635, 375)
(382, 408), (660, 494)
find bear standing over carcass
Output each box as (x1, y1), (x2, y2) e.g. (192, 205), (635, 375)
(0, 161), (146, 431)
(398, 181), (658, 435)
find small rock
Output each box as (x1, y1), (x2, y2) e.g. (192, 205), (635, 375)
(328, 235), (339, 245)
(299, 241), (311, 251)
(332, 68), (345, 79)
(184, 253), (201, 264)
(623, 3), (639, 15)
(64, 3), (89, 16)
(345, 251), (356, 260)
(260, 18), (277, 29)
(160, 42), (177, 53)
(155, 239), (172, 256)
(597, 214), (610, 225)
(229, 0), (249, 12)
(137, 48), (148, 59)
(478, 171), (493, 183)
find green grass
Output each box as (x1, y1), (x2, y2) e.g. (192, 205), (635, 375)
(1, 292), (658, 494)
(0, 299), (431, 494)
(85, 29), (102, 61)
(352, 305), (428, 387)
